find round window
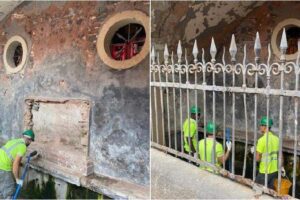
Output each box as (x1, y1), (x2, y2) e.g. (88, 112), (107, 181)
(97, 11), (149, 70)
(110, 23), (146, 61)
(3, 35), (28, 74)
(271, 18), (300, 61)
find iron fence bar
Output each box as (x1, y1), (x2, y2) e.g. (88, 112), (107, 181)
(151, 48), (160, 144)
(253, 32), (260, 182)
(210, 38), (217, 168)
(264, 44), (272, 188)
(292, 96), (298, 198)
(179, 63), (184, 154)
(178, 41), (184, 154)
(242, 45), (248, 178)
(277, 29), (287, 192)
(150, 82), (300, 97)
(202, 48), (208, 164)
(193, 40), (199, 160)
(164, 45), (171, 149)
(277, 60), (284, 192)
(292, 40), (300, 197)
(150, 87), (153, 142)
(158, 53), (166, 146)
(171, 52), (178, 153)
(232, 62), (236, 175)
(222, 47), (226, 169)
(185, 48), (192, 160)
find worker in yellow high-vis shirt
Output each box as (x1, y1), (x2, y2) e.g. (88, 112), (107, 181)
(254, 116), (279, 189)
(183, 106), (201, 154)
(0, 130), (35, 199)
(198, 122), (231, 172)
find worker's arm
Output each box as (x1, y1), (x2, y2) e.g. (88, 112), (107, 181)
(13, 155), (22, 180)
(187, 137), (196, 153)
(217, 141), (231, 164)
(218, 149), (231, 164)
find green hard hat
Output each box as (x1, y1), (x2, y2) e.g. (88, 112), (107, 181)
(23, 130), (35, 141)
(260, 116), (273, 127)
(206, 122), (217, 134)
(190, 106), (201, 114)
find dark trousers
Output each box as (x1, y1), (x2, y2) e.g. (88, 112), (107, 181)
(255, 171), (278, 190)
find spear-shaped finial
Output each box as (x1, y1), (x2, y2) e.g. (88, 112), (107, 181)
(229, 34), (237, 63)
(177, 40), (182, 64)
(151, 46), (156, 64)
(280, 28), (288, 62)
(192, 39), (199, 63)
(254, 32), (261, 63)
(210, 37), (217, 63)
(164, 44), (169, 64)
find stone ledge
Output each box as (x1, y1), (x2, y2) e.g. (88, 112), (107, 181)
(80, 174), (150, 199)
(24, 159), (149, 199)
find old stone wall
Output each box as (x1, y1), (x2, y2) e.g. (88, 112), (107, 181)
(152, 1), (300, 141)
(0, 1), (149, 186)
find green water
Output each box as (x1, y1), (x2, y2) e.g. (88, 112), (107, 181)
(19, 175), (109, 199)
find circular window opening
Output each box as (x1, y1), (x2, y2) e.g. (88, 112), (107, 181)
(286, 27), (300, 55)
(3, 35), (28, 74)
(110, 23), (146, 61)
(96, 10), (149, 70)
(271, 18), (300, 61)
(13, 44), (23, 67)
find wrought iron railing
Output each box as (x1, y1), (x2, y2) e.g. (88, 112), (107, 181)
(150, 29), (300, 197)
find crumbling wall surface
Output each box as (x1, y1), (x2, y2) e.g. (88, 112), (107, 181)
(0, 1), (149, 186)
(152, 1), (300, 139)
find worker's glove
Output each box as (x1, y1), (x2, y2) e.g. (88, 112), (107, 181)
(250, 146), (255, 154)
(281, 167), (286, 177)
(226, 141), (232, 151)
(16, 179), (23, 186)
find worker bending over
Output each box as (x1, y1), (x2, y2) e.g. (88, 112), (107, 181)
(0, 130), (35, 199)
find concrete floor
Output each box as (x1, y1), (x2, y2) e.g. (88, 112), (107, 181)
(151, 148), (274, 199)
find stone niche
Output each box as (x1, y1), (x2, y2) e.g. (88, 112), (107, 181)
(23, 98), (93, 185)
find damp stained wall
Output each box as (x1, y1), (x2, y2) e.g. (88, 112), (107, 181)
(151, 1), (300, 143)
(0, 1), (149, 186)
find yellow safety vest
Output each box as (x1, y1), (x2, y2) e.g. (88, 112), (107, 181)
(0, 138), (27, 171)
(256, 131), (279, 174)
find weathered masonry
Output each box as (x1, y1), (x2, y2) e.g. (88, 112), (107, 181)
(151, 1), (300, 198)
(0, 1), (149, 198)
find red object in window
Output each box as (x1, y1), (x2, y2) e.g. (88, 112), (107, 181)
(111, 36), (145, 60)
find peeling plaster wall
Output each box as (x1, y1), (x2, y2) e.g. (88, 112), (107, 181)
(152, 1), (300, 141)
(0, 1), (149, 186)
